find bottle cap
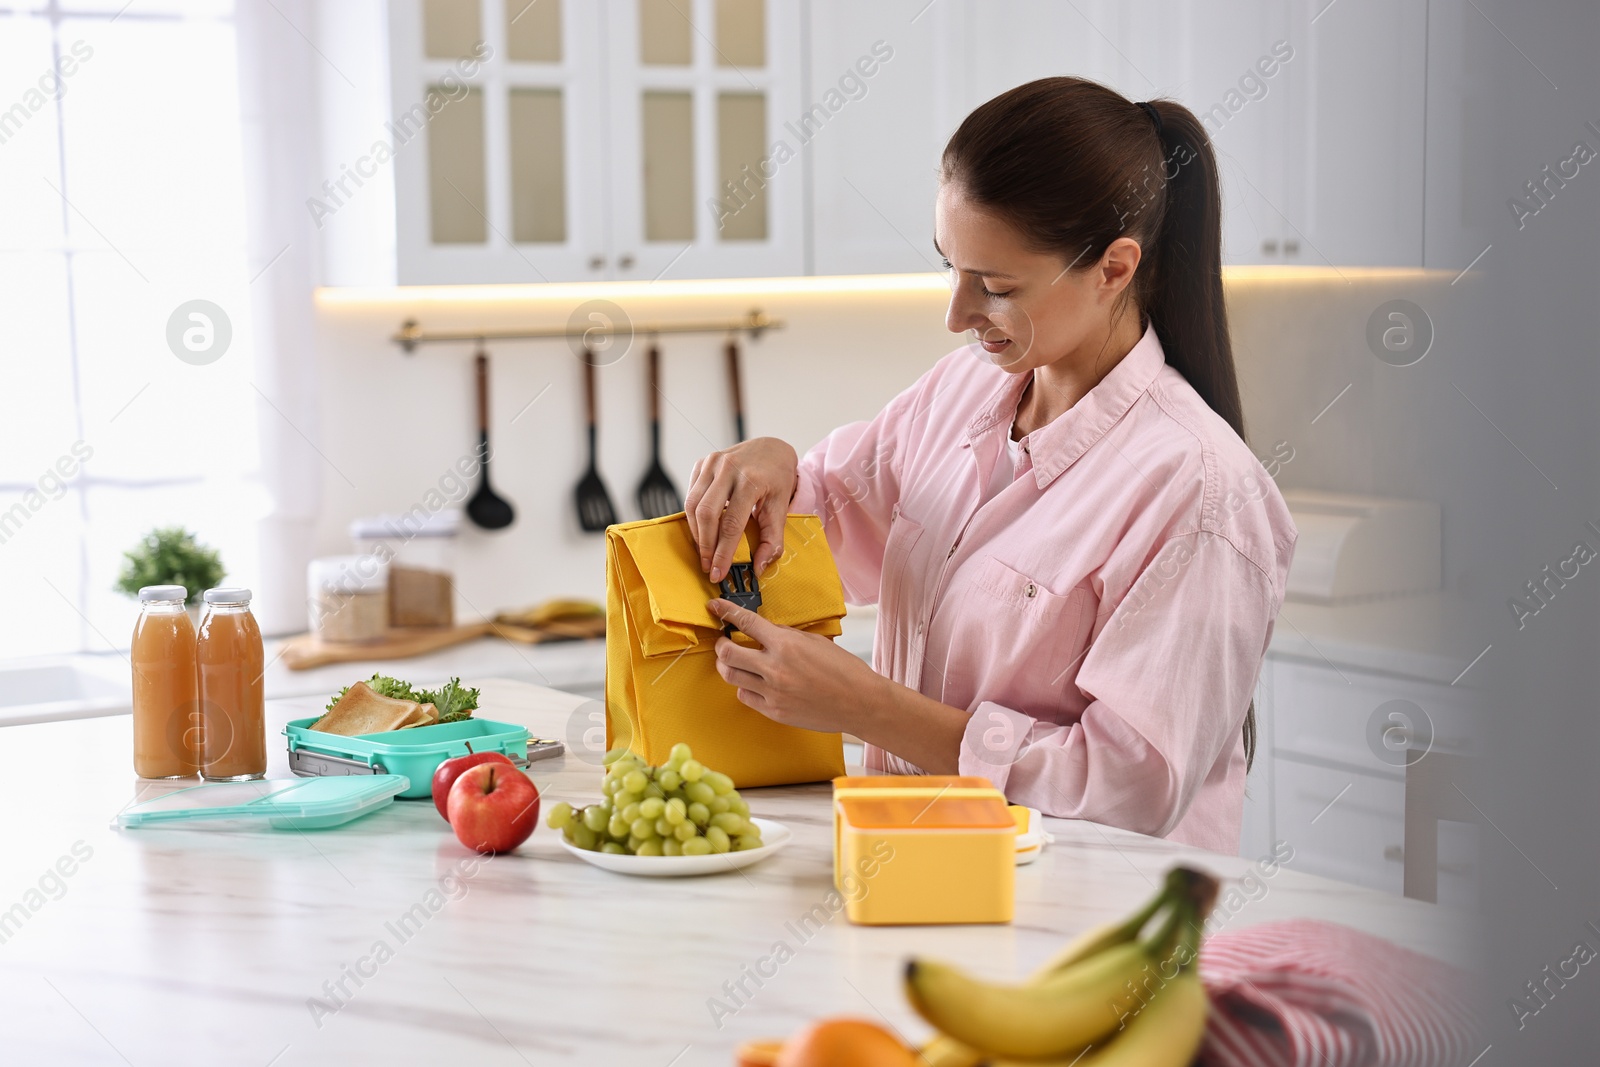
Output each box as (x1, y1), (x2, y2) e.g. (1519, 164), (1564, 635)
(138, 585), (188, 602)
(202, 587), (252, 604)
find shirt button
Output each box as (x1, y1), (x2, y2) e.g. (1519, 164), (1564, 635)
(916, 621), (925, 636)
(1025, 582), (1037, 598)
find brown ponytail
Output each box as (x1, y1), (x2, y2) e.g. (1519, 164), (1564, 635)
(942, 78), (1258, 769)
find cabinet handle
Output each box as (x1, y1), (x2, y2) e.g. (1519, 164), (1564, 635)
(1383, 845), (1404, 863)
(1260, 238), (1278, 255)
(1283, 239), (1300, 255)
(588, 254), (606, 270)
(618, 253), (636, 270)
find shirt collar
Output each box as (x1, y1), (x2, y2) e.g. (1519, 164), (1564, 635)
(967, 323), (1167, 489)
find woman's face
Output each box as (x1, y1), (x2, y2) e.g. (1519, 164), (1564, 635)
(936, 181), (1141, 374)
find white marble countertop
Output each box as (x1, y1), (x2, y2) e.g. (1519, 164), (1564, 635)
(1271, 589), (1489, 685)
(2, 605), (882, 726)
(1, 678), (1472, 1065)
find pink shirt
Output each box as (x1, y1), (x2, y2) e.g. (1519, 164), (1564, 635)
(792, 325), (1297, 854)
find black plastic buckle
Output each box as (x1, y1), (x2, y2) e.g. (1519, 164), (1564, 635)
(717, 562), (762, 636)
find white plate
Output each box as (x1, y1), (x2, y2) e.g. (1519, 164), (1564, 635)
(559, 817), (791, 877)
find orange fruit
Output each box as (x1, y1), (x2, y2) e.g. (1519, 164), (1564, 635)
(775, 1018), (918, 1067)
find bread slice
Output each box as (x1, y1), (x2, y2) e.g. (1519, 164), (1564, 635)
(311, 681), (422, 736)
(395, 703), (439, 729)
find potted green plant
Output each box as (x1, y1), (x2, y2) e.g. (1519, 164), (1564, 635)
(115, 527), (225, 621)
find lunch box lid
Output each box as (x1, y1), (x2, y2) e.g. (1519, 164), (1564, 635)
(837, 794), (1016, 830)
(832, 775), (998, 791)
(116, 775), (409, 830)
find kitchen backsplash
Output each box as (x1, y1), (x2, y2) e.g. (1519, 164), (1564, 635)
(291, 267), (1464, 635)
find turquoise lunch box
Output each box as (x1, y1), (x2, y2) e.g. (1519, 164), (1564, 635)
(283, 716), (535, 799)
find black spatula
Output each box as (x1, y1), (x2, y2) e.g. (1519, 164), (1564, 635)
(466, 347), (515, 530)
(574, 349), (618, 533)
(635, 340), (682, 519)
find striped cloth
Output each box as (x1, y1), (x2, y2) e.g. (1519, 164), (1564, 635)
(1198, 920), (1478, 1067)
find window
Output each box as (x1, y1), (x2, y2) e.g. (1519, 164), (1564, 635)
(0, 0), (261, 657)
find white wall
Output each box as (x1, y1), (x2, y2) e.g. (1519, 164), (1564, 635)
(305, 278), (956, 628)
(301, 266), (1463, 634)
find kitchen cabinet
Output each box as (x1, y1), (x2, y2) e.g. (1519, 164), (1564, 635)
(1245, 652), (1483, 904)
(1286, 0), (1429, 267)
(913, 0), (1428, 269)
(803, 0), (946, 275)
(387, 0), (805, 284)
(369, 0), (1434, 283)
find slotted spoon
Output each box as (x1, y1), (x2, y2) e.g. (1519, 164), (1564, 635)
(635, 340), (682, 519)
(573, 349), (618, 533)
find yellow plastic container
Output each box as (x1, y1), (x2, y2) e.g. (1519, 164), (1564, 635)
(836, 793), (1017, 925)
(832, 775), (1005, 889)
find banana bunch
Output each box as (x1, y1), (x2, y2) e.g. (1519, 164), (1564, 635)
(906, 867), (1219, 1067)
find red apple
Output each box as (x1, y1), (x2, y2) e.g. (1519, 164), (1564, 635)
(432, 751), (515, 821)
(447, 762), (540, 854)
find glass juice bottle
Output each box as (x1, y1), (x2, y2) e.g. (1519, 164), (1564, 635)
(131, 585), (199, 778)
(196, 587), (266, 781)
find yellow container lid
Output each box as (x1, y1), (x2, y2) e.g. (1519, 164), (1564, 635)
(838, 794), (1016, 830)
(833, 774), (997, 791)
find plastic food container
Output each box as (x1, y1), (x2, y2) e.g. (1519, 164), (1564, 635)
(832, 775), (1006, 890)
(116, 775), (410, 831)
(283, 716), (531, 799)
(836, 792), (1017, 925)
(307, 555), (389, 643)
(351, 510), (459, 628)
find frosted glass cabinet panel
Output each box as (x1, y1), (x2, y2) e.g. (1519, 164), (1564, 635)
(504, 0), (562, 63)
(641, 91), (696, 241)
(715, 0), (765, 68)
(639, 0), (693, 65)
(426, 86), (487, 244)
(422, 0), (481, 59)
(508, 88), (567, 243)
(717, 92), (768, 241)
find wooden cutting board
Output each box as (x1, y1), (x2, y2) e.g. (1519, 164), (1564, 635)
(276, 623), (494, 670)
(275, 616), (608, 670)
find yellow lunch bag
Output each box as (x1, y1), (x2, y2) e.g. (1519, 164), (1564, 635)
(604, 512), (848, 788)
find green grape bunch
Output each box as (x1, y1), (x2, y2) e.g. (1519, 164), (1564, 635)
(545, 744), (765, 857)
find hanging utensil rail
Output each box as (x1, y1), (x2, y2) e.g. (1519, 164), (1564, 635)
(392, 309), (782, 353)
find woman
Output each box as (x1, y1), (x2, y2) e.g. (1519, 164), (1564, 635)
(688, 78), (1297, 854)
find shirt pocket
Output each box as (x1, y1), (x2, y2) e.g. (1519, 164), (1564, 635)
(969, 557), (1095, 685)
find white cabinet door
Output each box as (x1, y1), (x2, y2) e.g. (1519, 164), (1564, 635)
(805, 0), (945, 276)
(1265, 652), (1483, 894)
(1174, 0), (1303, 266)
(602, 0), (805, 281)
(390, 0), (611, 284)
(1274, 756), (1406, 894)
(1292, 0), (1428, 266)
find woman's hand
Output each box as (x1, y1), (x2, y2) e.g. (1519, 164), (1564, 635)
(707, 598), (885, 732)
(685, 437), (799, 582)
(707, 598), (970, 773)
